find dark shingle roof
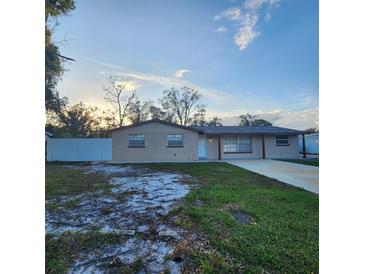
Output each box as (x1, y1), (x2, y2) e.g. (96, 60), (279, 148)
(194, 126), (303, 135)
(110, 119), (204, 133)
(110, 119), (303, 135)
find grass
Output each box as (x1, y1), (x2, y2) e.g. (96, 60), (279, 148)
(46, 163), (111, 199)
(277, 158), (319, 167)
(46, 162), (318, 274)
(46, 231), (122, 274)
(46, 232), (144, 274)
(46, 163), (117, 273)
(143, 162), (319, 273)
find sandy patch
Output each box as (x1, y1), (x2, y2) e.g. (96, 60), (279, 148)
(46, 163), (192, 273)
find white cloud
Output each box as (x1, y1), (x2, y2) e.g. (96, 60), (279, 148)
(243, 0), (268, 9)
(214, 7), (242, 21)
(234, 14), (260, 51)
(214, 8), (259, 51)
(114, 81), (138, 92)
(243, 0), (280, 10)
(216, 108), (319, 130)
(216, 25), (227, 32)
(214, 0), (280, 51)
(174, 69), (191, 79)
(87, 57), (232, 103)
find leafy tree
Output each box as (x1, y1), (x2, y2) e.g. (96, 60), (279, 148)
(191, 109), (207, 126)
(94, 109), (118, 137)
(45, 0), (75, 111)
(104, 75), (136, 126)
(207, 117), (223, 126)
(239, 113), (272, 126)
(251, 119), (272, 126)
(47, 106), (119, 137)
(128, 98), (152, 124)
(46, 0), (75, 20)
(304, 128), (319, 134)
(160, 87), (205, 126)
(46, 102), (100, 137)
(239, 113), (258, 126)
(149, 105), (165, 119)
(149, 105), (174, 122)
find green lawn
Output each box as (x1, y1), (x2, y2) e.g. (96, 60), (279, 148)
(46, 163), (112, 199)
(277, 158), (319, 167)
(143, 162), (319, 273)
(45, 162), (318, 274)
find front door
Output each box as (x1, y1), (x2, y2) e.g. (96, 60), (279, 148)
(198, 135), (207, 160)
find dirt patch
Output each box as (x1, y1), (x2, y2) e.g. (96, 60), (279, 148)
(231, 211), (255, 225)
(223, 203), (255, 225)
(46, 163), (193, 273)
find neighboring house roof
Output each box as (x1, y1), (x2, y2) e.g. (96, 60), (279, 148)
(110, 118), (204, 133)
(194, 126), (304, 135)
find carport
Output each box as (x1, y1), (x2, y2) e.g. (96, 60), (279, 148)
(194, 126), (306, 160)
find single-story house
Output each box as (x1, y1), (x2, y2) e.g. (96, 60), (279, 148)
(111, 119), (305, 162)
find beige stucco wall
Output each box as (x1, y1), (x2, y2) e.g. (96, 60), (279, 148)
(206, 134), (300, 160)
(112, 122), (199, 162)
(264, 135), (299, 159)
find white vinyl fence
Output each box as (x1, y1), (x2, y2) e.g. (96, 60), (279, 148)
(47, 138), (112, 161)
(298, 133), (319, 155)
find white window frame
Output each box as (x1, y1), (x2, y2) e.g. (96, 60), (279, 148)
(167, 134), (184, 147)
(128, 134), (145, 147)
(275, 135), (290, 146)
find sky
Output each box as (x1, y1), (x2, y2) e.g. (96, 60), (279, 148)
(53, 0), (319, 129)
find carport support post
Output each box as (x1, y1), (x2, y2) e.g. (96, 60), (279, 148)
(218, 136), (222, 160)
(302, 133), (306, 158)
(261, 135), (266, 159)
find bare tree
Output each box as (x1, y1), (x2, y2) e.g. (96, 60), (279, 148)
(104, 75), (136, 126)
(160, 87), (205, 126)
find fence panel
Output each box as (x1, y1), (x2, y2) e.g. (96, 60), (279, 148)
(298, 133), (319, 154)
(47, 138), (112, 161)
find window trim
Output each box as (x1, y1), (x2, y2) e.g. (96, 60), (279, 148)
(275, 135), (290, 146)
(128, 134), (145, 148)
(223, 135), (252, 153)
(167, 134), (184, 147)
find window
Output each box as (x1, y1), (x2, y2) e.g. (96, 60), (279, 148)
(167, 134), (183, 147)
(237, 136), (252, 152)
(223, 136), (236, 152)
(223, 136), (252, 153)
(128, 135), (145, 147)
(276, 135), (289, 146)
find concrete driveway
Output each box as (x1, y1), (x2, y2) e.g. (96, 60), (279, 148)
(225, 159), (319, 194)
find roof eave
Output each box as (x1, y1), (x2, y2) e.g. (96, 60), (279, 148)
(200, 131), (304, 135)
(109, 119), (204, 133)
